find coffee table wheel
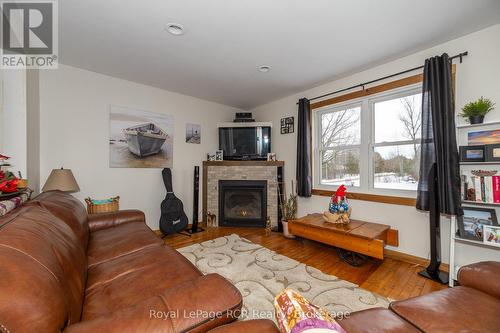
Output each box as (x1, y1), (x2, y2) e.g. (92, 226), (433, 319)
(336, 248), (367, 267)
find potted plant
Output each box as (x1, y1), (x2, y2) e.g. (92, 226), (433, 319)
(460, 97), (495, 124)
(279, 180), (297, 238)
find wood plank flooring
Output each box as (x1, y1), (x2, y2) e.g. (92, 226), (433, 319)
(163, 227), (447, 300)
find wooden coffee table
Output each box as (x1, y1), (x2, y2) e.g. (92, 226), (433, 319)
(288, 214), (398, 265)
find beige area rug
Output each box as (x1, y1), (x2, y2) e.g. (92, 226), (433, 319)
(178, 234), (390, 320)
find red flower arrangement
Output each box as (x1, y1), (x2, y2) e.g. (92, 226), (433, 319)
(0, 171), (19, 194)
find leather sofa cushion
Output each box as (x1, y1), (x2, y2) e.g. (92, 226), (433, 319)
(0, 205), (87, 330)
(82, 244), (202, 320)
(338, 308), (419, 333)
(27, 191), (89, 250)
(87, 220), (163, 267)
(458, 261), (500, 300)
(65, 274), (242, 333)
(208, 319), (280, 333)
(390, 286), (500, 332)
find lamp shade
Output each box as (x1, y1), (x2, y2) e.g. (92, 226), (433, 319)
(42, 168), (80, 192)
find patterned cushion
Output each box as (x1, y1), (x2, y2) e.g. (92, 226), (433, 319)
(0, 190), (32, 216)
(274, 289), (346, 333)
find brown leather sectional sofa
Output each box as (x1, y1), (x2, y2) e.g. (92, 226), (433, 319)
(213, 261), (500, 333)
(338, 261), (500, 332)
(0, 191), (243, 332)
(1, 191), (499, 332)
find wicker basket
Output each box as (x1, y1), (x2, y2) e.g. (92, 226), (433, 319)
(85, 196), (119, 214)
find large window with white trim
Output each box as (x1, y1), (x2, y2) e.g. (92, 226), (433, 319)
(314, 85), (422, 195)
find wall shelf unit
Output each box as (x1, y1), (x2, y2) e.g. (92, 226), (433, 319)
(462, 200), (500, 206)
(450, 120), (500, 287)
(454, 235), (500, 250)
(456, 120), (500, 129)
(460, 162), (500, 165)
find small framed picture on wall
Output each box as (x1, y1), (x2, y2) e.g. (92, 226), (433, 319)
(280, 117), (294, 134)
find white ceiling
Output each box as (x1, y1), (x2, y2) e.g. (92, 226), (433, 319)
(60, 0), (500, 109)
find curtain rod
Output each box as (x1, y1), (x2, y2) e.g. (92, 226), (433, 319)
(298, 51), (468, 105)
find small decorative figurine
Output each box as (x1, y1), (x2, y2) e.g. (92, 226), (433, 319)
(207, 212), (216, 228)
(324, 185), (351, 224)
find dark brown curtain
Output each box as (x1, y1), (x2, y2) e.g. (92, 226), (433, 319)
(416, 54), (462, 284)
(297, 98), (312, 197)
(416, 53), (462, 216)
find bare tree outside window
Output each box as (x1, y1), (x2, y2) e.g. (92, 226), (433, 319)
(374, 92), (422, 190)
(399, 95), (422, 156)
(320, 107), (361, 186)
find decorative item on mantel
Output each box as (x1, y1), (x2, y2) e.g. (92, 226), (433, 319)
(459, 96), (495, 124)
(279, 180), (297, 239)
(323, 185), (351, 224)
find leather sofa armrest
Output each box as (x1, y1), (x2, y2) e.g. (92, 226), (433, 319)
(457, 261), (500, 299)
(87, 210), (146, 232)
(64, 274), (242, 333)
(207, 319), (279, 333)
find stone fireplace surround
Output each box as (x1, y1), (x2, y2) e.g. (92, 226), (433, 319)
(202, 161), (284, 227)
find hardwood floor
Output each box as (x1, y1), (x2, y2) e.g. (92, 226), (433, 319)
(163, 227), (447, 300)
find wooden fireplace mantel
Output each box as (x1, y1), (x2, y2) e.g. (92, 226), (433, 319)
(203, 160), (284, 167)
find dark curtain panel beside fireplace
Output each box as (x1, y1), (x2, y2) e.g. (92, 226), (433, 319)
(416, 53), (462, 284)
(297, 98), (312, 197)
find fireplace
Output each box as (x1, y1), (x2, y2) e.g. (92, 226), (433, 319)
(218, 180), (267, 227)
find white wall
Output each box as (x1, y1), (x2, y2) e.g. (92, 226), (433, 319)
(2, 69), (27, 177)
(39, 65), (240, 229)
(252, 24), (500, 266)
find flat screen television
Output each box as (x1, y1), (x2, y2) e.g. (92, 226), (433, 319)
(219, 126), (271, 160)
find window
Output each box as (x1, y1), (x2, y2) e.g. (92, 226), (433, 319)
(318, 104), (361, 187)
(314, 85), (422, 195)
(373, 91), (421, 191)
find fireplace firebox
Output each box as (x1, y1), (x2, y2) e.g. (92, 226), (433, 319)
(218, 180), (267, 227)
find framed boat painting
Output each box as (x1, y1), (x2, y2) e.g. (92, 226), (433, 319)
(109, 105), (174, 168)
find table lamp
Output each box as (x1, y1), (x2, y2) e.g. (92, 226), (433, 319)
(42, 168), (80, 193)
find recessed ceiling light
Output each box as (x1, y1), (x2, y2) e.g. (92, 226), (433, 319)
(165, 23), (185, 36)
(258, 65), (271, 73)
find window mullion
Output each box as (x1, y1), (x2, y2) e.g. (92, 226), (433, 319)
(359, 99), (370, 192)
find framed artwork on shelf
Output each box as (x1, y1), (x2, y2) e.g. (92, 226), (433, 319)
(483, 225), (500, 247)
(457, 206), (498, 241)
(485, 144), (500, 162)
(280, 117), (294, 134)
(468, 129), (500, 145)
(459, 145), (485, 162)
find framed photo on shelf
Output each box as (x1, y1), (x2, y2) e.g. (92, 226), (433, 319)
(485, 144), (500, 162)
(483, 225), (500, 247)
(457, 206), (498, 241)
(459, 145), (485, 162)
(215, 150), (224, 161)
